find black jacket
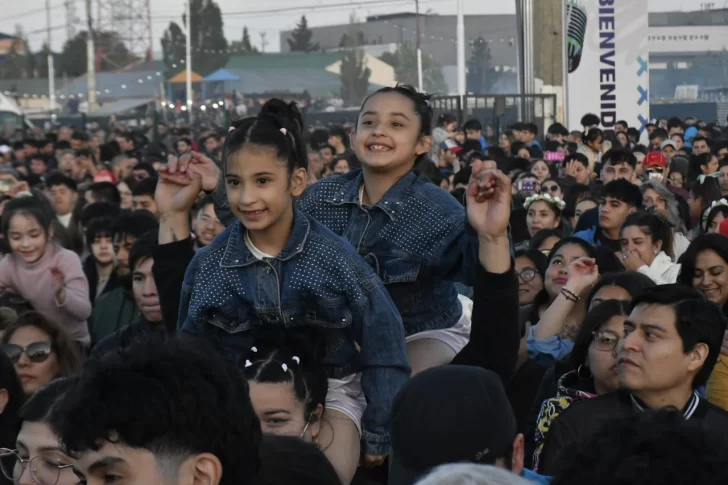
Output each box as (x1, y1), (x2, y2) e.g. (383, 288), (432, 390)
(82, 256), (121, 306)
(540, 389), (728, 476)
(150, 237), (195, 331)
(89, 315), (167, 360)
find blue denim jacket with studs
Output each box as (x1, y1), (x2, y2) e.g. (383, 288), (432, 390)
(178, 209), (410, 455)
(297, 169), (479, 336)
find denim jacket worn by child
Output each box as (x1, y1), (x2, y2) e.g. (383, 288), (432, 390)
(297, 169), (479, 336)
(178, 208), (411, 455)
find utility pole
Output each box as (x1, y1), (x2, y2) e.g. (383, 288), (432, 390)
(86, 0), (97, 110)
(456, 0), (465, 97)
(185, 0), (193, 119)
(415, 0), (423, 92)
(46, 0), (56, 114)
(259, 32), (268, 53)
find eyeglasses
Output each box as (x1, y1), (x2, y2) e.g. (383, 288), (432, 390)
(541, 185), (560, 194)
(645, 167), (664, 174)
(0, 449), (74, 485)
(1, 341), (53, 364)
(591, 330), (620, 351)
(517, 267), (538, 282)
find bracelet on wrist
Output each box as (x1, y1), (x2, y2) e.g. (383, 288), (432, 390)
(561, 287), (580, 302)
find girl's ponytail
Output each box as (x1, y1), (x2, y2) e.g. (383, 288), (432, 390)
(224, 98), (309, 175)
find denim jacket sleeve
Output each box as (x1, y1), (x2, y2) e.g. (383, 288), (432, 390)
(351, 275), (411, 456)
(434, 215), (480, 287)
(526, 326), (575, 367)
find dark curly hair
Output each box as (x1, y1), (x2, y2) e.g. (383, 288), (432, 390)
(49, 338), (261, 485)
(552, 409), (728, 485)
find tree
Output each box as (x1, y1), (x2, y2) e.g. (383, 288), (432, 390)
(287, 15), (319, 52)
(160, 0), (229, 76)
(0, 26), (30, 79)
(339, 28), (370, 106)
(379, 44), (447, 93)
(229, 26), (259, 55)
(35, 42), (51, 78)
(59, 31), (134, 77)
(467, 37), (500, 93)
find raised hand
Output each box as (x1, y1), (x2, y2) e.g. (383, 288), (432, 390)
(51, 267), (66, 304)
(565, 257), (600, 295)
(167, 151), (221, 194)
(156, 158), (204, 215)
(466, 160), (512, 240)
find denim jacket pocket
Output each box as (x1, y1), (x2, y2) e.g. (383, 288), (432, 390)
(202, 298), (256, 335)
(379, 256), (421, 284)
(302, 297), (352, 329)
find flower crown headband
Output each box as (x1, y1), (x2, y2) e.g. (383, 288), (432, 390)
(523, 193), (566, 211)
(710, 198), (728, 210)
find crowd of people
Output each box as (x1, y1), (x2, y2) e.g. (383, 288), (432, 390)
(0, 85), (728, 485)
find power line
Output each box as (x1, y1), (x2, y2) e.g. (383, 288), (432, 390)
(3, 2), (65, 21)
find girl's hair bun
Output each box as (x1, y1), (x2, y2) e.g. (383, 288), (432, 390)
(259, 99), (304, 138)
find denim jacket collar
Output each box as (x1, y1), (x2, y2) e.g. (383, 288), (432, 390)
(220, 209), (310, 268)
(323, 169), (420, 221)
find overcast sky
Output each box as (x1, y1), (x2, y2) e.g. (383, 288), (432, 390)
(2, 0), (723, 52)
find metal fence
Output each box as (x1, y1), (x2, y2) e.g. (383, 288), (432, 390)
(431, 93), (558, 137)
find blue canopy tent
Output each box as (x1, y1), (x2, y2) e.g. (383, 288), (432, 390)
(203, 69), (241, 101)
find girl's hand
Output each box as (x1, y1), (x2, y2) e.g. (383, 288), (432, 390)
(51, 267), (66, 304)
(565, 257), (600, 295)
(466, 162), (512, 240)
(156, 161), (204, 214)
(621, 249), (646, 272)
(168, 152), (220, 193)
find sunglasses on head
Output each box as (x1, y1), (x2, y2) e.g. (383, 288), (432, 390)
(1, 342), (52, 364)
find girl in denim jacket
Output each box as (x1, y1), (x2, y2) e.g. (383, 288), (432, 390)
(177, 99), (410, 484)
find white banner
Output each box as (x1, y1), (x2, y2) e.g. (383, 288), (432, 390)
(565, 0), (650, 133)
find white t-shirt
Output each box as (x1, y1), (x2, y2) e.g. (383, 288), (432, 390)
(244, 232), (275, 260)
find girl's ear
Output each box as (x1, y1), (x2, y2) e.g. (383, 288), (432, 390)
(415, 135), (433, 157)
(653, 238), (663, 254)
(291, 168), (308, 197)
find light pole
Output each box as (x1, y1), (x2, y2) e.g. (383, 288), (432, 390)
(46, 0), (55, 114)
(415, 0), (423, 92)
(456, 0), (466, 97)
(185, 0), (193, 119)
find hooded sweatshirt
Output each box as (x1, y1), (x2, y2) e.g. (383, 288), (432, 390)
(0, 242), (91, 344)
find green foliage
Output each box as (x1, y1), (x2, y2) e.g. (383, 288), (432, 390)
(229, 27), (259, 55)
(339, 29), (371, 106)
(467, 36), (499, 93)
(160, 0), (229, 76)
(59, 31), (134, 77)
(287, 15), (320, 52)
(378, 44), (447, 93)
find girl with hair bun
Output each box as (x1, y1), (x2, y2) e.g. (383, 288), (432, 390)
(178, 98), (410, 484)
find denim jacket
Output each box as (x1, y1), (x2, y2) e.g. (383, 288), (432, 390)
(297, 170), (479, 336)
(178, 209), (410, 455)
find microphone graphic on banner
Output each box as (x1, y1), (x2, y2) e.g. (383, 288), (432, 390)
(566, 0), (587, 73)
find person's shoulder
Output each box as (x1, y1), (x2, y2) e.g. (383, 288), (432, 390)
(555, 390), (625, 422)
(303, 171), (359, 196)
(306, 215), (364, 260)
(54, 244), (83, 265)
(405, 173), (465, 217)
(573, 226), (596, 241)
(701, 399), (728, 425)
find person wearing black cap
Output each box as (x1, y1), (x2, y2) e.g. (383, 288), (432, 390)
(389, 366), (549, 485)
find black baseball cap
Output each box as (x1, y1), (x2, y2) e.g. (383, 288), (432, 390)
(389, 366), (517, 485)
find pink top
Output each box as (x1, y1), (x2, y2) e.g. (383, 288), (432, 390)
(0, 243), (91, 344)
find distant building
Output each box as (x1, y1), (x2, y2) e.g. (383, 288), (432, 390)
(281, 9), (728, 93)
